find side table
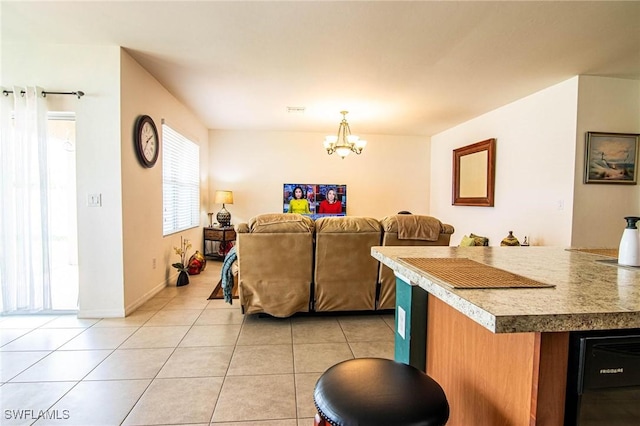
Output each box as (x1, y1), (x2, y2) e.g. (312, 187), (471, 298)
(203, 226), (236, 260)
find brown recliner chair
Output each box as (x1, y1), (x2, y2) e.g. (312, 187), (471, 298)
(377, 215), (455, 310)
(314, 216), (382, 312)
(236, 213), (315, 317)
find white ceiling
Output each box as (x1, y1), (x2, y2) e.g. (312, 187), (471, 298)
(3, 1), (640, 136)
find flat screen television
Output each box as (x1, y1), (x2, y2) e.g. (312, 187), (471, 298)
(283, 183), (347, 220)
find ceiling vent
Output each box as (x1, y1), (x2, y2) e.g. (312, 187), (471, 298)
(286, 106), (305, 114)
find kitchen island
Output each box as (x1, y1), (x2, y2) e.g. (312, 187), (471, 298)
(371, 246), (640, 426)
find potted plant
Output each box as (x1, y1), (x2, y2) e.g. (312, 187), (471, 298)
(172, 236), (192, 286)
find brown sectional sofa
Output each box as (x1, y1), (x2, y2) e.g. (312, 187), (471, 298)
(314, 216), (382, 313)
(236, 213), (454, 317)
(377, 215), (456, 310)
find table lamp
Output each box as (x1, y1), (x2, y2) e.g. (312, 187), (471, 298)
(214, 190), (234, 227)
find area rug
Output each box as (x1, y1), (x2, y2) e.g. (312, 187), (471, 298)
(208, 279), (239, 300)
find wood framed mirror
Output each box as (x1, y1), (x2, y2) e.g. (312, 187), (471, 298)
(452, 138), (496, 207)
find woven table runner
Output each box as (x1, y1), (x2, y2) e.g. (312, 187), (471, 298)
(398, 257), (555, 289)
(568, 248), (618, 258)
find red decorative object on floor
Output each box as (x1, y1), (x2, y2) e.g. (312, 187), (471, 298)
(187, 251), (206, 275)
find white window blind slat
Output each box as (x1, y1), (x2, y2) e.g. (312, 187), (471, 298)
(162, 124), (200, 236)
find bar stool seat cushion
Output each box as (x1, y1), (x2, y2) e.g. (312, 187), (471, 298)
(313, 358), (449, 426)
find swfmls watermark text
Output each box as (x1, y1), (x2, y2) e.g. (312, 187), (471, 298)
(4, 409), (70, 421)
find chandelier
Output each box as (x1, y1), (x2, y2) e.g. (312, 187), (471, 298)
(323, 111), (367, 159)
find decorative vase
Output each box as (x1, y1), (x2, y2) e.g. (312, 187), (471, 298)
(501, 231), (520, 246)
(176, 270), (190, 287)
(187, 251), (206, 275)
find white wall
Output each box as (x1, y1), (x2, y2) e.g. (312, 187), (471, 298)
(430, 77), (580, 246)
(120, 50), (210, 314)
(209, 130), (430, 224)
(3, 43), (210, 317)
(571, 76), (640, 247)
(3, 43), (126, 316)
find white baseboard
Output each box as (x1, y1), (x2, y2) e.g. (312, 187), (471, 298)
(77, 308), (125, 319)
(124, 280), (169, 316)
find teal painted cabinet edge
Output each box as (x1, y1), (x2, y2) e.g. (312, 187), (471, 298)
(394, 275), (427, 372)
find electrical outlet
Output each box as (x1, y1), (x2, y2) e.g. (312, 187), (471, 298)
(397, 307), (406, 339)
(152, 258), (157, 269)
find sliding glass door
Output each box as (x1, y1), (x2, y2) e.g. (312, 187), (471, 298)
(47, 113), (79, 311)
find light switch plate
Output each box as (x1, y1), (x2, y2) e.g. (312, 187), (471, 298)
(88, 193), (102, 207)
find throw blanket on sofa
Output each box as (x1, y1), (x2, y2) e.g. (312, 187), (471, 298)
(397, 215), (442, 241)
(221, 245), (237, 304)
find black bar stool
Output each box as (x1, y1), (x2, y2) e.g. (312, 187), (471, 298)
(313, 358), (449, 426)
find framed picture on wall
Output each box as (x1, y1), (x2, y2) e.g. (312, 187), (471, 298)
(584, 132), (640, 184)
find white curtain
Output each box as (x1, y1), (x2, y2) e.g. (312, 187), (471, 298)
(0, 87), (52, 313)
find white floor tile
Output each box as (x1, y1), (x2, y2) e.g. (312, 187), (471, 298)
(227, 344), (294, 376)
(0, 351), (51, 382)
(1, 328), (85, 351)
(123, 377), (223, 425)
(0, 329), (32, 347)
(119, 326), (190, 349)
(84, 348), (173, 380)
(58, 327), (138, 350)
(92, 310), (155, 327)
(212, 374), (296, 423)
(0, 264), (395, 424)
(157, 346), (234, 378)
(178, 325), (241, 347)
(144, 309), (202, 326)
(0, 316), (58, 329)
(10, 350), (111, 382)
(0, 382), (76, 425)
(39, 316), (99, 329)
(34, 379), (151, 425)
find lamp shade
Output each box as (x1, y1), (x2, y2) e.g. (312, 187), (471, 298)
(214, 190), (234, 205)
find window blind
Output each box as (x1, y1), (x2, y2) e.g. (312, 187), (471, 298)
(162, 124), (200, 236)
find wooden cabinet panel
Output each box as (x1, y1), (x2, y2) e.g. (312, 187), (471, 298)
(426, 295), (568, 426)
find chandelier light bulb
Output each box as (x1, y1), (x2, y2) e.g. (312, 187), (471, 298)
(336, 146), (351, 158)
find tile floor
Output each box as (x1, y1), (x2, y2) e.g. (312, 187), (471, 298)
(0, 262), (395, 425)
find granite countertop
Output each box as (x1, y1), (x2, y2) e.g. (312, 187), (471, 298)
(371, 246), (640, 334)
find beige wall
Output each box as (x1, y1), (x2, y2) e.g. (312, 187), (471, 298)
(430, 77), (580, 246)
(120, 50), (210, 314)
(208, 130), (430, 224)
(571, 76), (640, 247)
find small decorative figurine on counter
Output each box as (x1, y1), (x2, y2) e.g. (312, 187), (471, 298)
(500, 231), (520, 246)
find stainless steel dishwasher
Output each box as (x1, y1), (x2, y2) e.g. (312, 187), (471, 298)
(565, 329), (640, 425)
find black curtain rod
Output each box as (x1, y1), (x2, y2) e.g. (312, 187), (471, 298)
(2, 89), (85, 99)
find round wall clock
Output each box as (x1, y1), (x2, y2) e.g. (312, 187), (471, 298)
(134, 115), (159, 168)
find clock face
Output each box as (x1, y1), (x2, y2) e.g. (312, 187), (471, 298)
(134, 115), (159, 168)
(141, 122), (157, 161)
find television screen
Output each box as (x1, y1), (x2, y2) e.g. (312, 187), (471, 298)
(283, 183), (347, 220)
